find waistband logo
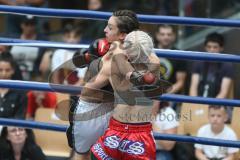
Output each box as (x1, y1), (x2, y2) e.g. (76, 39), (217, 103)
(104, 135), (145, 155)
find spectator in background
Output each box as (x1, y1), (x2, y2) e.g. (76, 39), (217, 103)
(26, 76), (57, 120)
(0, 0), (45, 36)
(195, 105), (238, 160)
(50, 25), (87, 85)
(155, 25), (187, 95)
(10, 15), (48, 80)
(189, 32), (234, 98)
(81, 0), (106, 43)
(0, 46), (23, 80)
(152, 101), (179, 160)
(88, 0), (102, 10)
(0, 126), (46, 160)
(156, 25), (176, 49)
(0, 56), (27, 119)
(26, 90), (56, 119)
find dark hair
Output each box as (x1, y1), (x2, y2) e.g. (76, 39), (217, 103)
(0, 127), (36, 151)
(209, 105), (228, 112)
(158, 101), (170, 112)
(22, 15), (36, 25)
(0, 54), (16, 69)
(204, 32), (224, 47)
(63, 24), (82, 36)
(157, 24), (175, 33)
(113, 10), (139, 34)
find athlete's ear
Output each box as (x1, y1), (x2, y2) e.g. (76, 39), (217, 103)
(119, 33), (127, 41)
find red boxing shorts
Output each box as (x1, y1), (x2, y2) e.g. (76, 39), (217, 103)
(91, 118), (156, 160)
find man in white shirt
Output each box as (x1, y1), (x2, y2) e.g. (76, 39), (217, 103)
(152, 101), (179, 160)
(50, 25), (86, 85)
(195, 105), (238, 160)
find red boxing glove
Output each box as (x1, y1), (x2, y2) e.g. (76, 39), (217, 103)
(72, 38), (110, 68)
(88, 38), (110, 56)
(130, 71), (156, 86)
(130, 71), (171, 98)
(143, 72), (156, 84)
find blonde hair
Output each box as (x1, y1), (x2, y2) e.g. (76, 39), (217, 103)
(124, 30), (154, 63)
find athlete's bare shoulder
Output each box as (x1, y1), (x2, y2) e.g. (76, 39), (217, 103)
(149, 53), (160, 64)
(111, 41), (126, 56)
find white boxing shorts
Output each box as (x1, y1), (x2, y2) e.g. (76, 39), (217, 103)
(68, 99), (113, 154)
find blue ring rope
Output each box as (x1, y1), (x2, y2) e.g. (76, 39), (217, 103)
(0, 80), (82, 95)
(1, 38), (240, 63)
(155, 49), (240, 63)
(0, 37), (88, 49)
(0, 118), (67, 132)
(1, 118), (239, 148)
(0, 5), (240, 27)
(159, 94), (240, 107)
(154, 133), (240, 148)
(0, 80), (239, 106)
